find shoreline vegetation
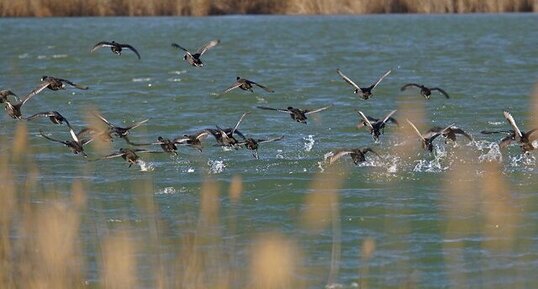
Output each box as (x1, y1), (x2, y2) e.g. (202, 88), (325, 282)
(0, 0), (536, 17)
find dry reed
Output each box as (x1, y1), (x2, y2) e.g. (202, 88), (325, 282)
(0, 0), (535, 16)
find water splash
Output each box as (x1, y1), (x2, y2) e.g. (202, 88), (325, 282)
(137, 160), (155, 172)
(475, 140), (503, 162)
(208, 159), (226, 174)
(303, 135), (315, 152)
(413, 145), (448, 172)
(156, 187), (176, 195)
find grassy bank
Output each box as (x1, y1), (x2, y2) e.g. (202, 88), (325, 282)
(0, 0), (536, 17)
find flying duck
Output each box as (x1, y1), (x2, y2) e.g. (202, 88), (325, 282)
(256, 105), (331, 124)
(96, 148), (157, 167)
(39, 128), (93, 157)
(173, 130), (211, 152)
(223, 77), (274, 94)
(336, 68), (391, 100)
(425, 126), (473, 143)
(406, 120), (455, 152)
(90, 41), (141, 60)
(207, 112), (250, 148)
(400, 83), (450, 99)
(33, 76), (89, 93)
(356, 110), (398, 141)
(328, 148), (379, 165)
(94, 113), (149, 145)
(501, 111), (537, 152)
(237, 135), (284, 159)
(171, 39), (220, 67)
(25, 111), (72, 129)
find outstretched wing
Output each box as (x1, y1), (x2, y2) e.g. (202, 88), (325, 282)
(406, 119), (426, 142)
(120, 43), (141, 60)
(125, 118), (149, 130)
(371, 69), (391, 90)
(58, 78), (89, 90)
(336, 68), (361, 90)
(257, 135), (284, 144)
(503, 111), (523, 140)
(90, 41), (114, 53)
(430, 87), (450, 99)
(400, 83), (421, 91)
(256, 106), (290, 114)
(223, 81), (243, 94)
(26, 81), (51, 100)
(357, 110), (374, 129)
(39, 130), (67, 145)
(171, 43), (190, 53)
(381, 110), (398, 125)
(196, 39), (220, 55)
(232, 112), (250, 135)
(248, 80), (274, 93)
(93, 113), (114, 127)
(304, 105), (332, 115)
(328, 150), (353, 164)
(451, 127), (473, 141)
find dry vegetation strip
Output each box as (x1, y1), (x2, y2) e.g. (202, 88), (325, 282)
(0, 0), (536, 17)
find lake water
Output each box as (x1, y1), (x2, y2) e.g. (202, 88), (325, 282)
(1, 14), (538, 288)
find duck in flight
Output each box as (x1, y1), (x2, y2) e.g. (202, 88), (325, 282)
(94, 148), (158, 167)
(222, 77), (274, 94)
(35, 76), (88, 93)
(173, 130), (211, 152)
(356, 110), (398, 141)
(406, 120), (455, 152)
(328, 147), (379, 165)
(256, 105), (332, 124)
(25, 111), (73, 130)
(90, 41), (141, 60)
(93, 113), (149, 145)
(207, 112), (250, 148)
(425, 126), (473, 143)
(501, 111), (537, 152)
(171, 39), (220, 67)
(39, 128), (93, 157)
(237, 135), (284, 159)
(400, 83), (450, 99)
(336, 68), (391, 100)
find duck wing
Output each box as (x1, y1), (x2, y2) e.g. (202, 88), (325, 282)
(406, 119), (426, 142)
(248, 80), (274, 93)
(356, 110), (374, 129)
(256, 106), (290, 114)
(196, 39), (220, 55)
(430, 87), (450, 98)
(90, 41), (115, 53)
(257, 135), (284, 144)
(222, 80), (244, 94)
(328, 150), (354, 164)
(171, 43), (190, 53)
(451, 127), (473, 141)
(503, 111), (523, 140)
(232, 112), (250, 135)
(336, 68), (361, 90)
(125, 118), (149, 131)
(94, 113), (114, 128)
(120, 43), (141, 60)
(57, 78), (89, 90)
(304, 105), (332, 115)
(381, 110), (398, 125)
(39, 130), (68, 145)
(400, 83), (422, 91)
(370, 69), (392, 90)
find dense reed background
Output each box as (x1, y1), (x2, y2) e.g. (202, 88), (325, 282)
(0, 0), (536, 16)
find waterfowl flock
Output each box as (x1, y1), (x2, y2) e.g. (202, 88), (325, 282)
(1, 37), (536, 170)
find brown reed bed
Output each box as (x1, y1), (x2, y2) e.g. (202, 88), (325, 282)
(0, 0), (536, 17)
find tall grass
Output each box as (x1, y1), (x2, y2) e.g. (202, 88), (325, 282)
(0, 0), (535, 16)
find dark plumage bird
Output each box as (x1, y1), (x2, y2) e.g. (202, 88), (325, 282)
(95, 148), (157, 167)
(356, 110), (398, 141)
(400, 83), (450, 99)
(173, 130), (211, 152)
(90, 41), (141, 60)
(223, 77), (274, 94)
(25, 111), (72, 129)
(425, 126), (473, 143)
(207, 112), (250, 148)
(171, 39), (220, 67)
(32, 76), (88, 94)
(501, 111), (537, 152)
(406, 120), (455, 152)
(328, 148), (379, 165)
(336, 68), (391, 100)
(39, 128), (93, 157)
(256, 105), (331, 124)
(237, 135), (284, 159)
(480, 129), (517, 149)
(4, 91), (38, 119)
(0, 90), (19, 103)
(94, 113), (149, 145)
